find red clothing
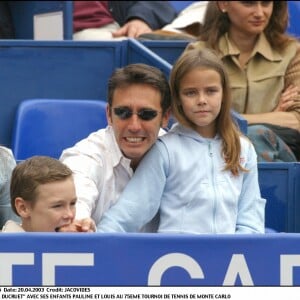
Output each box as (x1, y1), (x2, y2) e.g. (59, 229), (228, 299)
(73, 1), (114, 33)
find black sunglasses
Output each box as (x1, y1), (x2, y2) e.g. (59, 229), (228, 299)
(113, 107), (161, 121)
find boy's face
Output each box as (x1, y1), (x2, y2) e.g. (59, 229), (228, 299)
(20, 177), (77, 232)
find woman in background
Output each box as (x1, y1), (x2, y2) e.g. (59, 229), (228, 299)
(187, 1), (300, 161)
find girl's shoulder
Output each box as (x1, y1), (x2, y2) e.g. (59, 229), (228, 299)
(239, 134), (253, 147)
(239, 135), (257, 157)
(157, 131), (181, 148)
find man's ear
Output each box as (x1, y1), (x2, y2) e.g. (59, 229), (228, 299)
(161, 107), (172, 129)
(14, 197), (31, 218)
(106, 104), (113, 125)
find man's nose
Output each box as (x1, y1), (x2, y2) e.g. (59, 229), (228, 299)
(127, 114), (142, 131)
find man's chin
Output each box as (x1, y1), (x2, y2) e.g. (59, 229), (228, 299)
(123, 146), (148, 158)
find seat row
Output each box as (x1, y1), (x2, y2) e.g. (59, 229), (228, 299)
(11, 98), (300, 234)
(0, 34), (297, 234)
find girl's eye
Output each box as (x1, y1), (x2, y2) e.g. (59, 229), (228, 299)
(52, 204), (62, 209)
(206, 88), (218, 95)
(183, 90), (197, 97)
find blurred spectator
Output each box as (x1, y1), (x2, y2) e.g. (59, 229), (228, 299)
(0, 2), (14, 38)
(73, 1), (177, 40)
(138, 1), (209, 41)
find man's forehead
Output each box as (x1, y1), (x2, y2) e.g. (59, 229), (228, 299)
(112, 84), (162, 107)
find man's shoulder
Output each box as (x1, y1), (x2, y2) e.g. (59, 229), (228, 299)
(71, 126), (112, 148)
(60, 126), (115, 160)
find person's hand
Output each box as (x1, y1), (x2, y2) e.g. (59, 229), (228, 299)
(274, 84), (299, 112)
(112, 19), (152, 38)
(58, 218), (96, 233)
(77, 218), (96, 232)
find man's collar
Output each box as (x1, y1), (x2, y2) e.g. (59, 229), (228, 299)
(107, 126), (131, 168)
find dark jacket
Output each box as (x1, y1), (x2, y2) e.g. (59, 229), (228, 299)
(108, 1), (177, 30)
(0, 2), (14, 38)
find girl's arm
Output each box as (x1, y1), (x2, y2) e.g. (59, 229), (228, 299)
(97, 142), (168, 232)
(235, 142), (266, 233)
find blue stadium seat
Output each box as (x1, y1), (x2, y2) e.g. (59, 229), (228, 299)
(12, 98), (108, 160)
(169, 1), (195, 13)
(287, 1), (300, 38)
(259, 162), (300, 233)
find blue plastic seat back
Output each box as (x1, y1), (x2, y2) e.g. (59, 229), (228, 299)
(287, 1), (300, 38)
(259, 162), (300, 233)
(12, 99), (108, 160)
(169, 1), (195, 13)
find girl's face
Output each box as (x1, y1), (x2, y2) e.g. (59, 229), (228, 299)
(179, 67), (223, 138)
(19, 177), (77, 232)
(218, 1), (273, 37)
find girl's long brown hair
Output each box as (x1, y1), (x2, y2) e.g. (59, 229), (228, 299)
(170, 48), (247, 176)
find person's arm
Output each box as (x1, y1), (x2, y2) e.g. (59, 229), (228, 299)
(275, 84), (299, 112)
(235, 140), (266, 233)
(110, 1), (177, 38)
(98, 142), (168, 232)
(112, 19), (152, 38)
(242, 111), (299, 131)
(60, 149), (104, 220)
(243, 83), (300, 130)
(243, 43), (300, 131)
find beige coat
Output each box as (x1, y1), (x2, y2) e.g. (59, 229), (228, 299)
(188, 33), (300, 124)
